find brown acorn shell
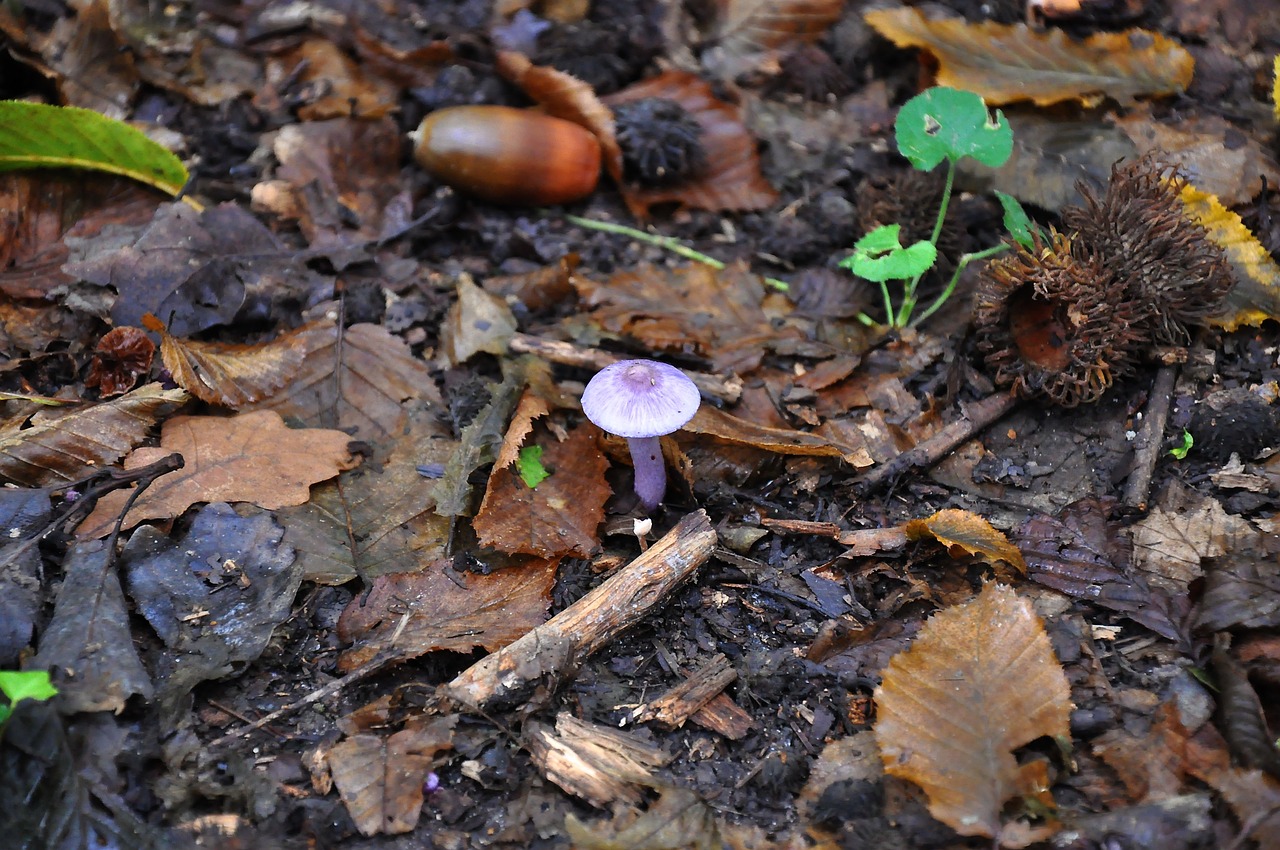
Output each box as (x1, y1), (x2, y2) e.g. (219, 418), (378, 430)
(411, 105), (602, 206)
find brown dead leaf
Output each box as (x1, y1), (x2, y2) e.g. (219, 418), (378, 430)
(248, 322), (438, 450)
(278, 404), (454, 585)
(271, 38), (397, 121)
(335, 556), (558, 671)
(146, 314), (309, 409)
(573, 262), (789, 374)
(604, 72), (778, 217)
(0, 383), (189, 487)
(1179, 183), (1280, 331)
(493, 390), (551, 472)
(874, 583), (1070, 844)
(687, 404), (873, 467)
(438, 275), (519, 367)
(328, 715), (458, 836)
(1201, 768), (1280, 850)
(705, 0), (844, 80)
(473, 422), (608, 559)
(79, 410), (358, 537)
(1197, 546), (1280, 631)
(905, 508), (1027, 572)
(564, 786), (721, 850)
(865, 7), (1194, 106)
(1092, 701), (1191, 802)
(1128, 483), (1255, 593)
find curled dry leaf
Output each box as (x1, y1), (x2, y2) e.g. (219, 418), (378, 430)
(144, 313), (309, 409)
(687, 404), (873, 468)
(874, 583), (1070, 845)
(605, 71), (779, 217)
(84, 326), (155, 397)
(0, 382), (189, 487)
(78, 410), (359, 538)
(704, 0), (845, 80)
(865, 7), (1194, 106)
(904, 508), (1027, 572)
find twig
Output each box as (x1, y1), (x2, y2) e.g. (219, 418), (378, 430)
(855, 391), (1020, 494)
(440, 510), (717, 712)
(508, 333), (742, 403)
(1121, 364), (1177, 511)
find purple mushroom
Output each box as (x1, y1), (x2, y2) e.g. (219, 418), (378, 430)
(580, 359), (701, 513)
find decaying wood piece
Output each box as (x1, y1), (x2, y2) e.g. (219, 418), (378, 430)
(631, 653), (736, 729)
(526, 713), (671, 807)
(1122, 364), (1177, 511)
(508, 332), (742, 403)
(689, 691), (755, 740)
(440, 510), (717, 711)
(759, 517), (908, 557)
(856, 391), (1020, 494)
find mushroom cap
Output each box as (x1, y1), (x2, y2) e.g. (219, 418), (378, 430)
(581, 359), (701, 439)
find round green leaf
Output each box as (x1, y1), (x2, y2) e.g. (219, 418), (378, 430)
(895, 87), (1013, 171)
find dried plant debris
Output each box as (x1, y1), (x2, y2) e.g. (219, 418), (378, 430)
(974, 230), (1145, 406)
(975, 156), (1233, 405)
(1062, 156), (1233, 343)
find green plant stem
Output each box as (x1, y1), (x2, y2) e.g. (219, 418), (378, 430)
(894, 159), (957, 328)
(563, 214), (789, 291)
(909, 243), (1009, 328)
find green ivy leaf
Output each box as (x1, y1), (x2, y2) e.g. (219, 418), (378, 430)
(838, 224), (937, 282)
(0, 669), (58, 709)
(1169, 429), (1194, 460)
(516, 445), (551, 488)
(0, 101), (188, 195)
(895, 87), (1013, 171)
(994, 191), (1039, 249)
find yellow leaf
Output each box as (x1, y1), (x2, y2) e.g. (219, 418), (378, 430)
(875, 584), (1070, 844)
(904, 508), (1026, 572)
(864, 8), (1193, 107)
(1273, 56), (1279, 122)
(1178, 183), (1280, 330)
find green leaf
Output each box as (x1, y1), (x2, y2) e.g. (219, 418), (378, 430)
(994, 191), (1039, 249)
(516, 445), (551, 489)
(895, 87), (1013, 171)
(0, 101), (188, 195)
(0, 669), (58, 708)
(839, 225), (938, 282)
(1169, 429), (1194, 460)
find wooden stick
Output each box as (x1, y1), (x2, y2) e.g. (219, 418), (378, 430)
(440, 510), (717, 712)
(1122, 364), (1177, 511)
(855, 391), (1019, 494)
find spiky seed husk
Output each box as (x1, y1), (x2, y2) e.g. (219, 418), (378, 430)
(974, 230), (1149, 407)
(1061, 155), (1233, 343)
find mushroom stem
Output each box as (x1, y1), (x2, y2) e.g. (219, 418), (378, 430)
(627, 436), (666, 513)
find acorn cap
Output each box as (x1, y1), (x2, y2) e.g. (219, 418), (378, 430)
(581, 359), (701, 439)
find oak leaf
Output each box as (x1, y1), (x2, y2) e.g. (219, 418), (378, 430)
(865, 8), (1194, 106)
(875, 584), (1070, 845)
(79, 410), (358, 537)
(905, 508), (1026, 572)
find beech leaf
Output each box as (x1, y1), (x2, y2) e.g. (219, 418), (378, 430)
(904, 508), (1027, 572)
(874, 583), (1071, 844)
(0, 383), (190, 487)
(707, 0), (844, 79)
(865, 8), (1194, 107)
(0, 101), (188, 195)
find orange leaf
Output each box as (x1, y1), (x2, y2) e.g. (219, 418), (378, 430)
(78, 410), (358, 537)
(150, 315), (310, 409)
(874, 583), (1071, 844)
(865, 7), (1194, 106)
(336, 556), (557, 671)
(904, 508), (1026, 572)
(604, 72), (778, 217)
(473, 422), (608, 559)
(1178, 182), (1280, 331)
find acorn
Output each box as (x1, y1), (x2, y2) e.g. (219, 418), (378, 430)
(410, 105), (602, 205)
(973, 230), (1149, 407)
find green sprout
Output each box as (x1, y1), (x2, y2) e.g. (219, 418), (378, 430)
(1169, 429), (1194, 460)
(0, 669), (57, 735)
(516, 445), (551, 488)
(841, 87), (1035, 329)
